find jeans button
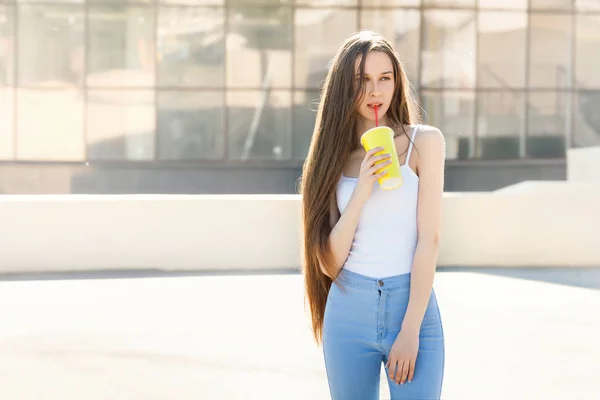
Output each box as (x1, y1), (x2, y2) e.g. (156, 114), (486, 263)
(377, 280), (384, 287)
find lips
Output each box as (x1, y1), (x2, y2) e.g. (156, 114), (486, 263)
(367, 103), (383, 109)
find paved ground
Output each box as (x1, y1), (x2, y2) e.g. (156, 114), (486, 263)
(1, 267), (599, 400)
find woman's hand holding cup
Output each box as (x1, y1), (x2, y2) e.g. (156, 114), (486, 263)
(354, 146), (392, 202)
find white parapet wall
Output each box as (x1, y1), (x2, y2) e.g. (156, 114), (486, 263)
(0, 185), (599, 273)
(567, 146), (600, 182)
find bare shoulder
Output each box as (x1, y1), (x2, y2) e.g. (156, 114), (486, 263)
(414, 124), (445, 149)
(413, 125), (445, 174)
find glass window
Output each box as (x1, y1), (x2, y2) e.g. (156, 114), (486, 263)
(157, 7), (224, 88)
(295, 9), (357, 89)
(293, 90), (319, 160)
(88, 6), (155, 88)
(17, 5), (84, 88)
(229, 0), (290, 4)
(157, 91), (224, 160)
(423, 0), (475, 6)
(17, 89), (84, 161)
(422, 10), (476, 89)
(87, 90), (155, 160)
(478, 12), (526, 88)
(529, 14), (572, 90)
(0, 88), (13, 160)
(88, 0), (151, 3)
(0, 6), (14, 87)
(0, 7), (15, 160)
(476, 91), (525, 159)
(360, 9), (421, 90)
(159, 1), (223, 5)
(362, 0), (420, 5)
(573, 91), (600, 148)
(478, 0), (526, 9)
(575, 16), (600, 89)
(421, 90), (475, 160)
(227, 90), (291, 160)
(527, 92), (569, 158)
(530, 0), (572, 9)
(576, 1), (600, 11)
(17, 0), (85, 3)
(296, 1), (357, 5)
(227, 6), (292, 88)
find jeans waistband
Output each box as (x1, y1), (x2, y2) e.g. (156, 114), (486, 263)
(336, 268), (411, 291)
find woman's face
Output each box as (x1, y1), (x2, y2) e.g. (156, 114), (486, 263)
(354, 51), (395, 125)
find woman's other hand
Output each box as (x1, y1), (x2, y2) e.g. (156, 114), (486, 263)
(386, 328), (419, 385)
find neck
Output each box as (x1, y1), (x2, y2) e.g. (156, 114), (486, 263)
(356, 115), (389, 145)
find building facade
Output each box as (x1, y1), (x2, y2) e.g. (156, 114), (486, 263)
(0, 0), (599, 194)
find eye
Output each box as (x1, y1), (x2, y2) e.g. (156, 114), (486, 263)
(381, 76), (391, 81)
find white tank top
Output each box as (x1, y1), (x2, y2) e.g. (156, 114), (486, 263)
(336, 125), (420, 279)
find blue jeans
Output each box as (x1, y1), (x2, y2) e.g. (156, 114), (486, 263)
(323, 268), (445, 400)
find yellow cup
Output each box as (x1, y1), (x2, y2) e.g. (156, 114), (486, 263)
(360, 126), (403, 190)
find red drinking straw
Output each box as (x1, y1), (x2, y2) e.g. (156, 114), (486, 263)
(374, 105), (379, 127)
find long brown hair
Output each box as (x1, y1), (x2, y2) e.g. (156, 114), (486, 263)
(298, 31), (421, 344)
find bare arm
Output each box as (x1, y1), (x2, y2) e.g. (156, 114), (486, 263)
(321, 147), (392, 279)
(401, 126), (445, 334)
(323, 191), (366, 278)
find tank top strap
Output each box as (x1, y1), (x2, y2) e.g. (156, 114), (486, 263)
(404, 125), (419, 166)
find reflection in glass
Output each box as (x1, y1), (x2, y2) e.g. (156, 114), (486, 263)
(527, 92), (569, 158)
(17, 89), (84, 161)
(87, 90), (155, 160)
(424, 0), (475, 6)
(228, 90), (291, 160)
(16, 0), (85, 3)
(295, 9), (357, 89)
(477, 91), (525, 159)
(296, 0), (357, 5)
(88, 0), (151, 3)
(478, 0), (526, 8)
(159, 0), (223, 4)
(88, 6), (155, 87)
(227, 6), (292, 88)
(293, 91), (319, 160)
(421, 90), (475, 160)
(530, 0), (572, 9)
(360, 9), (421, 90)
(573, 91), (600, 148)
(157, 91), (224, 160)
(576, 16), (600, 89)
(18, 5), (84, 87)
(228, 0), (290, 4)
(0, 88), (13, 160)
(478, 12), (526, 88)
(529, 14), (571, 90)
(422, 10), (476, 89)
(576, 1), (600, 11)
(157, 7), (224, 88)
(0, 6), (14, 87)
(362, 0), (420, 5)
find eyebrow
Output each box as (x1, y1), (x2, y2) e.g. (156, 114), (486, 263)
(355, 71), (394, 76)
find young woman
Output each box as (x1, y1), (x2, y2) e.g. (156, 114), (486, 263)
(300, 31), (446, 400)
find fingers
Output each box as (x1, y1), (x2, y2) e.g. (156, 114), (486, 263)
(364, 146), (385, 160)
(407, 359), (416, 383)
(386, 357), (397, 382)
(368, 159), (391, 177)
(398, 360), (409, 385)
(387, 356), (415, 385)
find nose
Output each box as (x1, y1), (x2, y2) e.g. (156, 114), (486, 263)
(369, 81), (381, 98)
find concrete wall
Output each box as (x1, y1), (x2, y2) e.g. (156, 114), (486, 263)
(0, 185), (598, 273)
(0, 146), (596, 273)
(568, 146), (600, 182)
